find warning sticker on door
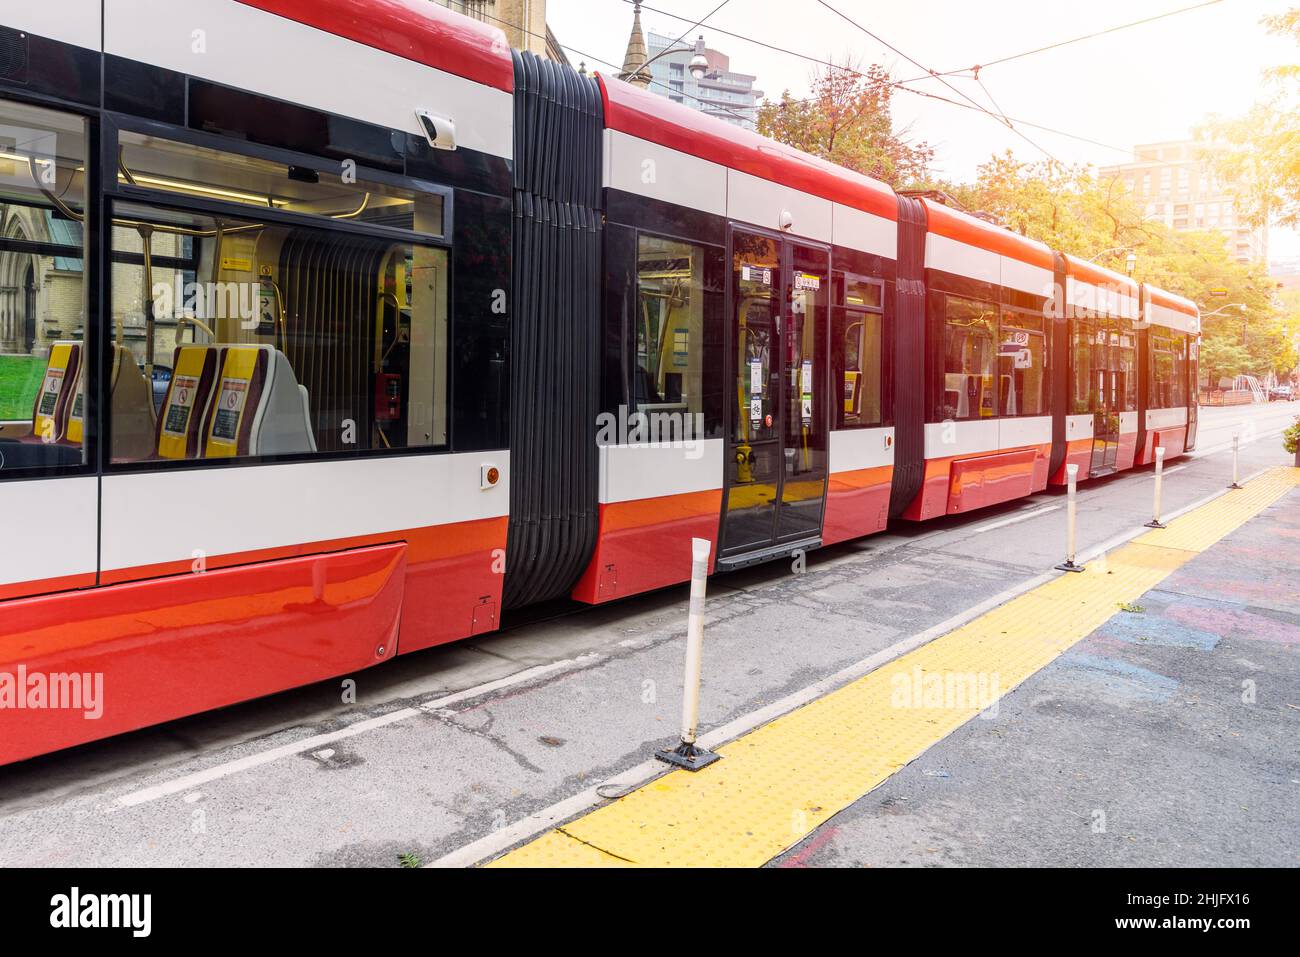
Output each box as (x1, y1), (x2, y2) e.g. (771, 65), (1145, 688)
(163, 375), (200, 437)
(749, 358), (763, 395)
(210, 377), (249, 444)
(750, 396), (763, 423)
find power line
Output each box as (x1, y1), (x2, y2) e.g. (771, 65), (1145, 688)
(624, 0), (1133, 153)
(624, 0), (731, 85)
(900, 0), (1225, 82)
(471, 5), (760, 125)
(813, 0), (1061, 163)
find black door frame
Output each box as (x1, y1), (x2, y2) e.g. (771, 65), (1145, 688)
(718, 222), (831, 564)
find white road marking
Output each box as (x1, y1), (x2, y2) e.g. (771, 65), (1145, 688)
(966, 504), (1061, 535)
(113, 654), (602, 808)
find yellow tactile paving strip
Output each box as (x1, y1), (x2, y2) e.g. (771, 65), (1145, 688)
(490, 467), (1300, 867)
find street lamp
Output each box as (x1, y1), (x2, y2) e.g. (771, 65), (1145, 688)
(1125, 250), (1137, 276)
(1200, 302), (1245, 319)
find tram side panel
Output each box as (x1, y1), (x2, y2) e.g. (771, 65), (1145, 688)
(897, 200), (1055, 520)
(0, 0), (518, 763)
(1137, 287), (1200, 464)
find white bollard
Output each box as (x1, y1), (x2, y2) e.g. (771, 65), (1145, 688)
(655, 537), (721, 771)
(1229, 432), (1243, 489)
(1055, 463), (1085, 572)
(1145, 446), (1167, 529)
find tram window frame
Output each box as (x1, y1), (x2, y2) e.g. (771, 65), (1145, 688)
(1148, 331), (1185, 409)
(629, 229), (724, 440)
(997, 308), (1048, 418)
(101, 117), (454, 472)
(1071, 318), (1094, 415)
(0, 96), (94, 482)
(832, 271), (884, 429)
(940, 293), (999, 421)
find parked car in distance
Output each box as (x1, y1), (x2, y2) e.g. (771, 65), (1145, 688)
(1268, 383), (1296, 402)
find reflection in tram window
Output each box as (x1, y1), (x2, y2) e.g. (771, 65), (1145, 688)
(942, 295), (996, 420)
(832, 271), (883, 429)
(997, 311), (1046, 416)
(1149, 333), (1187, 408)
(732, 232), (779, 444)
(1072, 321), (1093, 414)
(0, 99), (88, 471)
(109, 199), (448, 464)
(117, 131), (442, 235)
(635, 234), (708, 421)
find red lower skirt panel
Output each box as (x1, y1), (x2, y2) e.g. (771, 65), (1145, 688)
(822, 465), (893, 546)
(1137, 426), (1188, 465)
(572, 490), (723, 603)
(0, 543), (407, 766)
(1049, 438), (1094, 485)
(903, 444), (1050, 520)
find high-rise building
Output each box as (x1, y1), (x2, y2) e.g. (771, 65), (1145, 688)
(617, 4), (762, 131)
(1100, 140), (1268, 265)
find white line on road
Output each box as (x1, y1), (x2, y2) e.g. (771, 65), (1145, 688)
(114, 654), (603, 808)
(966, 504), (1062, 535)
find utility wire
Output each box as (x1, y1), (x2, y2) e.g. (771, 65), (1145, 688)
(624, 0), (1132, 153)
(813, 0), (1061, 162)
(900, 0), (1226, 82)
(624, 0), (732, 85)
(472, 6), (760, 125)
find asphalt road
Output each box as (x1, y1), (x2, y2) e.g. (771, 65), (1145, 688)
(0, 400), (1296, 866)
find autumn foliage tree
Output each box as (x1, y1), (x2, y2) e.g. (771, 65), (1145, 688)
(756, 61), (933, 188)
(1202, 8), (1300, 228)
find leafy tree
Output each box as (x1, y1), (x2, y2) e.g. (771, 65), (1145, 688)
(756, 60), (933, 187)
(1201, 8), (1300, 227)
(1198, 334), (1251, 390)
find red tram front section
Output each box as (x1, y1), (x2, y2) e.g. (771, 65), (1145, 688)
(0, 0), (1199, 764)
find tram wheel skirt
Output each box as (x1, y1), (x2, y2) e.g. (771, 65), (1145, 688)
(0, 543), (406, 766)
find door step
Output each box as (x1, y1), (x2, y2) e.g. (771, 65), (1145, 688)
(715, 536), (822, 571)
(1089, 465), (1118, 478)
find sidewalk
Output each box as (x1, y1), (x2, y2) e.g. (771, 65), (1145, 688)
(487, 467), (1300, 867)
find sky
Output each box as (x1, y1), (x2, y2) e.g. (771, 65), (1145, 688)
(545, 0), (1300, 261)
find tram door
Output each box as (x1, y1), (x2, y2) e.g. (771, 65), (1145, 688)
(1090, 321), (1121, 474)
(718, 227), (830, 565)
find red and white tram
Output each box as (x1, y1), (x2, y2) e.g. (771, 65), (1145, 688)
(0, 0), (1199, 764)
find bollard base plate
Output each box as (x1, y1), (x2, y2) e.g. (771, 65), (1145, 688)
(1054, 560), (1086, 573)
(1228, 483), (1243, 490)
(655, 740), (721, 772)
(1144, 519), (1167, 529)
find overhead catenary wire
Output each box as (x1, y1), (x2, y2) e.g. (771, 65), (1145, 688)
(899, 0), (1226, 83)
(620, 0), (1130, 154)
(813, 0), (1062, 163)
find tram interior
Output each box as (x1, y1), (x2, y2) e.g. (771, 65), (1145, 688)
(0, 122), (447, 469)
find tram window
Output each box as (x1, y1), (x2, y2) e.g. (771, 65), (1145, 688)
(833, 308), (882, 428)
(118, 131), (443, 236)
(1072, 321), (1093, 414)
(941, 295), (996, 420)
(998, 311), (1046, 416)
(635, 234), (712, 422)
(836, 274), (884, 310)
(1173, 334), (1189, 406)
(0, 99), (88, 471)
(1119, 328), (1137, 411)
(1149, 334), (1179, 408)
(109, 200), (448, 464)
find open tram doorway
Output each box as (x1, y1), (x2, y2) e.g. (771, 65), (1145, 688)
(1087, 318), (1135, 476)
(718, 226), (830, 568)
